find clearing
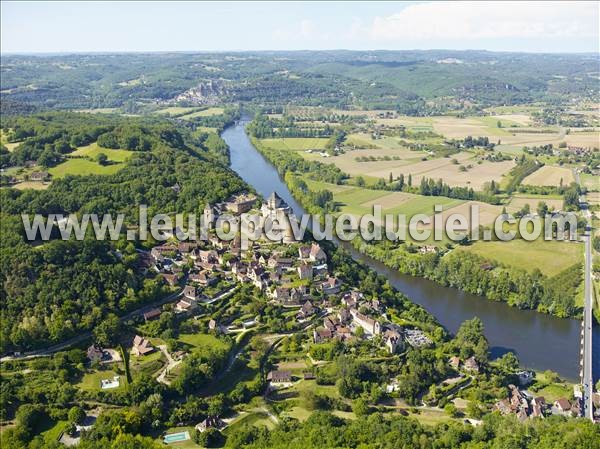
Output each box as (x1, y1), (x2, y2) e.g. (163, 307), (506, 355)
(48, 158), (126, 178)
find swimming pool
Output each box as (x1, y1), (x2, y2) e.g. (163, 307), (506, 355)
(164, 431), (190, 443)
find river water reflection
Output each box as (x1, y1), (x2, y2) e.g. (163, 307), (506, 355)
(224, 119), (598, 382)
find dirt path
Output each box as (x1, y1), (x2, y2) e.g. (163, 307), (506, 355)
(156, 345), (182, 385)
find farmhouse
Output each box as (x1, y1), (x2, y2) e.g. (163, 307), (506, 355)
(296, 300), (316, 320)
(29, 171), (49, 181)
(161, 273), (179, 287)
(196, 416), (225, 433)
(87, 344), (104, 363)
(267, 370), (292, 384)
(143, 308), (161, 322)
(131, 335), (154, 356)
(176, 298), (198, 313)
(464, 357), (480, 373)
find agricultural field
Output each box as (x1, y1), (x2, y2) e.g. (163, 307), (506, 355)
(563, 131), (600, 148)
(581, 173), (599, 191)
(259, 137), (329, 151)
(460, 239), (582, 278)
(423, 201), (505, 230)
(180, 107), (225, 119)
(507, 194), (564, 214)
(522, 165), (575, 187)
(587, 191), (600, 206)
(154, 106), (196, 115)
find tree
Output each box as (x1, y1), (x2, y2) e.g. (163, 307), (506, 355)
(352, 398), (370, 417)
(68, 406), (86, 425)
(96, 152), (108, 165)
(466, 401), (484, 419)
(444, 403), (459, 417)
(195, 428), (225, 447)
(93, 314), (122, 347)
(496, 352), (519, 373)
(356, 176), (365, 187)
(537, 201), (548, 218)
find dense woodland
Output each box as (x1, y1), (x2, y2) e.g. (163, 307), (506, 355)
(2, 51), (598, 114)
(0, 113), (248, 352)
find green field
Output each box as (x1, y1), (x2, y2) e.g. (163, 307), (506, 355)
(48, 158), (126, 178)
(71, 142), (134, 162)
(0, 129), (21, 152)
(130, 349), (166, 376)
(460, 239), (582, 277)
(178, 333), (229, 355)
(260, 137), (329, 152)
(154, 106), (196, 115)
(180, 107), (225, 119)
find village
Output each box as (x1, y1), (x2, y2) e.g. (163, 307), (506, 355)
(73, 190), (596, 445)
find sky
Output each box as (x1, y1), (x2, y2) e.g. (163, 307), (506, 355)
(1, 1), (598, 54)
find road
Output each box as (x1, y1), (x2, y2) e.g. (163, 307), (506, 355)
(0, 288), (183, 362)
(579, 180), (594, 421)
(582, 220), (594, 420)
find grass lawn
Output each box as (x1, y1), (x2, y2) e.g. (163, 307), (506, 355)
(223, 411), (276, 433)
(283, 405), (313, 421)
(40, 420), (69, 444)
(71, 142), (134, 162)
(178, 333), (229, 355)
(459, 239), (583, 278)
(76, 369), (124, 392)
(406, 408), (453, 426)
(530, 371), (574, 402)
(289, 379), (341, 399)
(49, 158), (126, 178)
(130, 349), (166, 377)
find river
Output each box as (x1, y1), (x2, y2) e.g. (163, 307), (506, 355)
(224, 118), (597, 382)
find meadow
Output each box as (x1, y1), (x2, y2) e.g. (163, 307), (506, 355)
(48, 158), (126, 178)
(460, 239), (582, 277)
(70, 142), (134, 162)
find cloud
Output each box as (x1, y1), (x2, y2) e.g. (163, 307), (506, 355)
(273, 19), (331, 43)
(369, 1), (598, 41)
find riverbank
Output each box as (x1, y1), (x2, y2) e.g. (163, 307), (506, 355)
(224, 118), (589, 380)
(249, 134), (583, 321)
